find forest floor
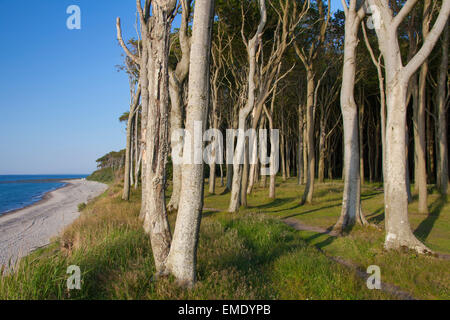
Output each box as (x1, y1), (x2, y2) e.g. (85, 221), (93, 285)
(0, 177), (448, 300)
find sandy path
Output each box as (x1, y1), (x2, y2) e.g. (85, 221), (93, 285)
(0, 179), (107, 268)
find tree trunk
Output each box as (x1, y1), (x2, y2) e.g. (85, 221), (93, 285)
(142, 0), (177, 273)
(134, 109), (140, 189)
(437, 21), (449, 195)
(298, 104), (304, 185)
(123, 88), (141, 200)
(208, 114), (219, 194)
(167, 0), (191, 212)
(303, 121), (308, 184)
(167, 78), (184, 211)
(318, 114), (326, 183)
(367, 0), (450, 252)
(414, 0), (432, 213)
(228, 0), (266, 212)
(384, 83), (428, 252)
(359, 92), (365, 185)
(247, 116), (266, 194)
(226, 163), (233, 191)
(302, 67), (316, 204)
(334, 10), (367, 232)
(165, 0), (214, 287)
(280, 132), (287, 181)
(240, 139), (249, 207)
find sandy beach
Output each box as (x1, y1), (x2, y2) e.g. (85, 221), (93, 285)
(0, 179), (107, 268)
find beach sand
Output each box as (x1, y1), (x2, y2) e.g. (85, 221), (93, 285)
(0, 179), (107, 268)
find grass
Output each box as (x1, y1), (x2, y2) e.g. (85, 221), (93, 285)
(0, 177), (448, 300)
(203, 177), (450, 299)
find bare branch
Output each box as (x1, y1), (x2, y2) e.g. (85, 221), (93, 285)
(116, 18), (140, 66)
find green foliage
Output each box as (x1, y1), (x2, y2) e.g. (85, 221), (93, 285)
(77, 203), (87, 212)
(95, 150), (125, 170)
(87, 168), (115, 184)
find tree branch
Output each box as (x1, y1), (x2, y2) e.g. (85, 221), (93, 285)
(116, 18), (140, 66)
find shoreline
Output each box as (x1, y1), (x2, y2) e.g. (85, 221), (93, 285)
(0, 182), (72, 218)
(0, 179), (108, 268)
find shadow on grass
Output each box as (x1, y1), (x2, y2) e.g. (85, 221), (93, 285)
(281, 203), (342, 220)
(250, 197), (295, 210)
(314, 187), (343, 198)
(366, 207), (385, 225)
(361, 191), (384, 200)
(414, 195), (448, 242)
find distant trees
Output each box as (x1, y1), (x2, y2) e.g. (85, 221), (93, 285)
(95, 150), (125, 171)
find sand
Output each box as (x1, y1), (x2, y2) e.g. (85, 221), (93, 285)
(0, 179), (107, 268)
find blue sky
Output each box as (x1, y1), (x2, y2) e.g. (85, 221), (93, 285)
(0, 0), (343, 175)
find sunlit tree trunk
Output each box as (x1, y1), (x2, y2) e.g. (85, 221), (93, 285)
(123, 88), (141, 200)
(141, 0), (177, 273)
(334, 0), (367, 232)
(229, 0), (267, 212)
(367, 0), (449, 253)
(167, 0), (191, 212)
(165, 0), (214, 287)
(414, 0), (432, 213)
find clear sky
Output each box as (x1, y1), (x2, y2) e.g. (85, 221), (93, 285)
(0, 0), (343, 175)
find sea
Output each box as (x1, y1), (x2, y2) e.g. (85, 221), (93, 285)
(0, 175), (88, 216)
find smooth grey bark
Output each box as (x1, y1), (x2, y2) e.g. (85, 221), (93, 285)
(334, 0), (368, 232)
(228, 0), (267, 212)
(165, 0), (214, 287)
(167, 0), (192, 212)
(116, 18), (142, 201)
(123, 87), (141, 200)
(133, 108), (140, 189)
(415, 0), (432, 213)
(302, 67), (316, 204)
(116, 5), (150, 219)
(367, 0), (450, 253)
(263, 100), (276, 199)
(359, 89), (365, 185)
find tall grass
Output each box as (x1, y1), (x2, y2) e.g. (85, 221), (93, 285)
(0, 183), (391, 300)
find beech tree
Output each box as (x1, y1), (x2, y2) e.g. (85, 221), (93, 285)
(414, 0), (433, 213)
(228, 0), (267, 212)
(165, 0), (215, 287)
(366, 0), (450, 253)
(118, 0), (178, 273)
(167, 0), (192, 212)
(334, 0), (368, 232)
(294, 0), (331, 204)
